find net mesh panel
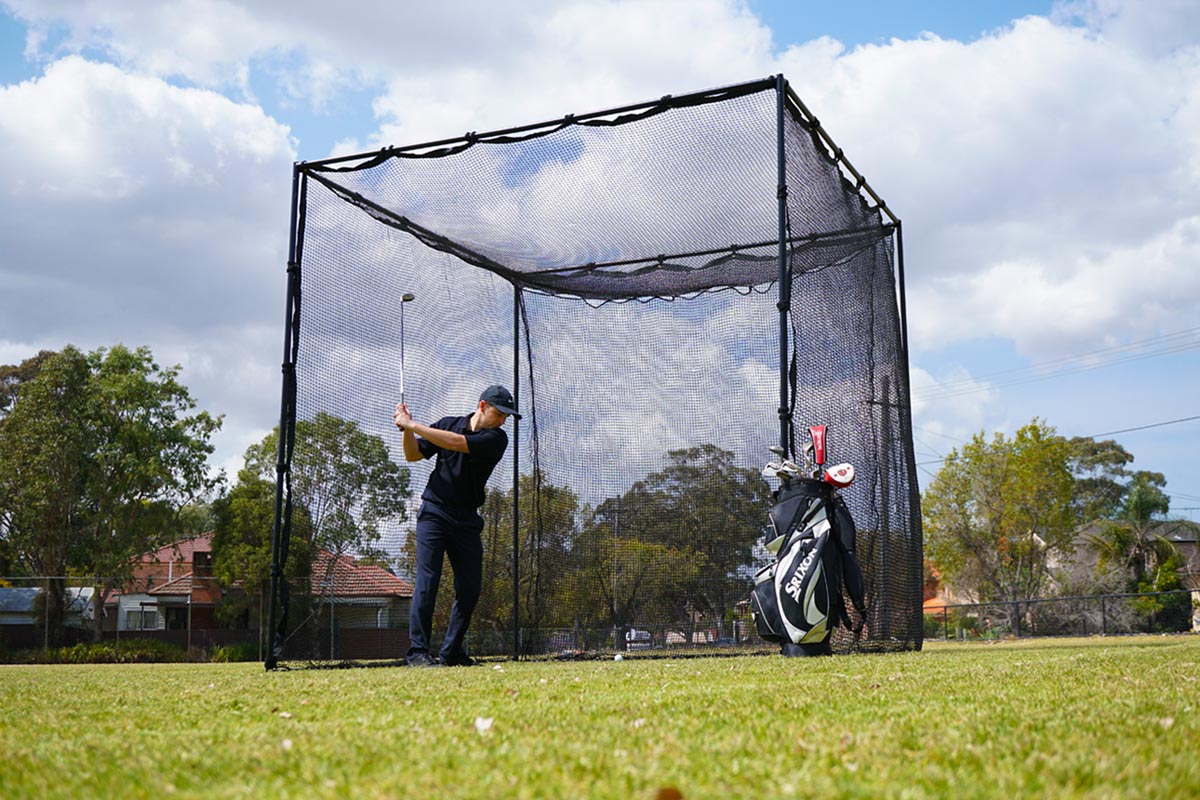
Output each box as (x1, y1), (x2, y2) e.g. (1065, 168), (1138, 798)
(274, 79), (922, 663)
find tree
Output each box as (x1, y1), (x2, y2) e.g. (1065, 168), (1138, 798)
(0, 350), (56, 418)
(1067, 437), (1134, 522)
(76, 345), (222, 640)
(467, 472), (580, 646)
(0, 348), (93, 643)
(572, 496), (704, 637)
(625, 445), (769, 631)
(1086, 470), (1189, 630)
(0, 345), (221, 642)
(244, 412), (411, 569)
(210, 469), (313, 631)
(923, 419), (1079, 624)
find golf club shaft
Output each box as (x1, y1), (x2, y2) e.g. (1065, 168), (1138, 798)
(400, 301), (406, 405)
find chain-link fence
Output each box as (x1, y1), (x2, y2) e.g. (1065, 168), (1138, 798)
(924, 590), (1198, 641)
(0, 574), (260, 659)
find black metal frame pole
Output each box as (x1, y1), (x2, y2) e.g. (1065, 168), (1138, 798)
(512, 285), (521, 661)
(775, 75), (790, 455)
(265, 164), (304, 670)
(896, 222), (911, 373)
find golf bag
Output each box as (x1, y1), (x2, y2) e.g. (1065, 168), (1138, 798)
(750, 476), (866, 650)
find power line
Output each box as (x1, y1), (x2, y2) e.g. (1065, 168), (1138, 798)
(1085, 414), (1200, 438)
(916, 327), (1200, 393)
(915, 328), (1200, 401)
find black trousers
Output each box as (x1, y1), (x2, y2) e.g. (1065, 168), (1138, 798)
(407, 504), (483, 660)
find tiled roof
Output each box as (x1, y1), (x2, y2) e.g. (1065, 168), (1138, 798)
(114, 533), (412, 602)
(146, 573), (222, 604)
(311, 552), (413, 598)
(140, 532), (213, 563)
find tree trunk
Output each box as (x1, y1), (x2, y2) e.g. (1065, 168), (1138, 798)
(91, 584), (110, 642)
(42, 577), (68, 647)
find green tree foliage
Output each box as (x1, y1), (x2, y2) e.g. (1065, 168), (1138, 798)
(625, 445), (769, 627)
(0, 348), (92, 642)
(471, 473), (580, 642)
(244, 412), (411, 565)
(572, 496), (704, 634)
(0, 349), (56, 418)
(1067, 437), (1134, 522)
(210, 470), (313, 628)
(1085, 470), (1189, 630)
(433, 445), (763, 649)
(0, 345), (221, 642)
(78, 345), (222, 640)
(923, 419), (1079, 612)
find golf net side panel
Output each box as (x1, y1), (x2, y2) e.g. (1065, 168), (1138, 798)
(275, 178), (520, 664)
(781, 107), (924, 651)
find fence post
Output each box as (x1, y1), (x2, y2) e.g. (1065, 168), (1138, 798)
(1014, 601), (1021, 638)
(942, 607), (948, 640)
(1101, 596), (1107, 636)
(43, 576), (49, 651)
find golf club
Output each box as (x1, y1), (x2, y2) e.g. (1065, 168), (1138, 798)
(400, 292), (415, 405)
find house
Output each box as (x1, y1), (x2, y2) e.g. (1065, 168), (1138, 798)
(0, 587), (39, 626)
(0, 585), (96, 648)
(112, 533), (414, 648)
(309, 549), (413, 629)
(1055, 519), (1200, 591)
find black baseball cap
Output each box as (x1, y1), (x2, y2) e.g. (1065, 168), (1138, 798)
(480, 385), (522, 419)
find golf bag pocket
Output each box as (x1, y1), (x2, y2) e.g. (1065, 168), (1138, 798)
(750, 563), (785, 642)
(774, 530), (834, 645)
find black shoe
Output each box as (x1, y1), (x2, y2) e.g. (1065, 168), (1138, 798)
(440, 653), (476, 667)
(407, 652), (443, 668)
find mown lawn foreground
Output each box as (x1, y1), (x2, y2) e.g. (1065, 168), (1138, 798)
(1, 636), (1197, 799)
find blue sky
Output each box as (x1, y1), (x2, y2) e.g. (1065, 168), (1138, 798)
(1, 0), (1197, 521)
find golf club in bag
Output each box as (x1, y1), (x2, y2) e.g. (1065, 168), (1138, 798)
(751, 425), (866, 656)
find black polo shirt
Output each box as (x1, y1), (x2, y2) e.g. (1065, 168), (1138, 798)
(417, 413), (508, 512)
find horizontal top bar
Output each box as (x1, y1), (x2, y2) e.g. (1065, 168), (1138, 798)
(300, 76), (777, 170)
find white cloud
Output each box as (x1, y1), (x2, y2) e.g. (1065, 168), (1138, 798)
(2, 0), (1199, 503)
(0, 54), (295, 483)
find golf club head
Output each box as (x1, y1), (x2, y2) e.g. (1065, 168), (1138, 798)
(823, 463), (855, 488)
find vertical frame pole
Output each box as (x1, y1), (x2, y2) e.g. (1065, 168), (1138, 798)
(896, 222), (911, 378)
(775, 75), (790, 456)
(512, 284), (521, 660)
(265, 164), (304, 670)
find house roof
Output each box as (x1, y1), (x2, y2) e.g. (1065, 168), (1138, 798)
(147, 573), (222, 604)
(114, 533), (413, 603)
(0, 587), (39, 614)
(311, 552), (413, 598)
(140, 532), (213, 564)
(923, 596), (951, 614)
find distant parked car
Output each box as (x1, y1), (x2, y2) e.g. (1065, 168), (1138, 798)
(625, 628), (652, 650)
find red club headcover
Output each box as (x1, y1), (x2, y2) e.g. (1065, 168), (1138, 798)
(808, 425), (827, 466)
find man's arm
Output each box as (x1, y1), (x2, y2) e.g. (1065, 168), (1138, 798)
(394, 403), (468, 458)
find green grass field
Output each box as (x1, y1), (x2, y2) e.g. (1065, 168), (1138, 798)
(2, 636), (1197, 799)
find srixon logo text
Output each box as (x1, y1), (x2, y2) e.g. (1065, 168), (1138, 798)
(784, 547), (818, 602)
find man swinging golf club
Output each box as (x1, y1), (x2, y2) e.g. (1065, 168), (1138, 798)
(394, 384), (520, 667)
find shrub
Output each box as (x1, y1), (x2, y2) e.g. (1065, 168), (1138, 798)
(210, 641), (260, 662)
(41, 638), (188, 664)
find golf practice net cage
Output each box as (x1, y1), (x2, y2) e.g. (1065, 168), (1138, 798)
(266, 76), (922, 668)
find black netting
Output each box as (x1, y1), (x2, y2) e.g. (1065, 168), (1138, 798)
(268, 77), (922, 665)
